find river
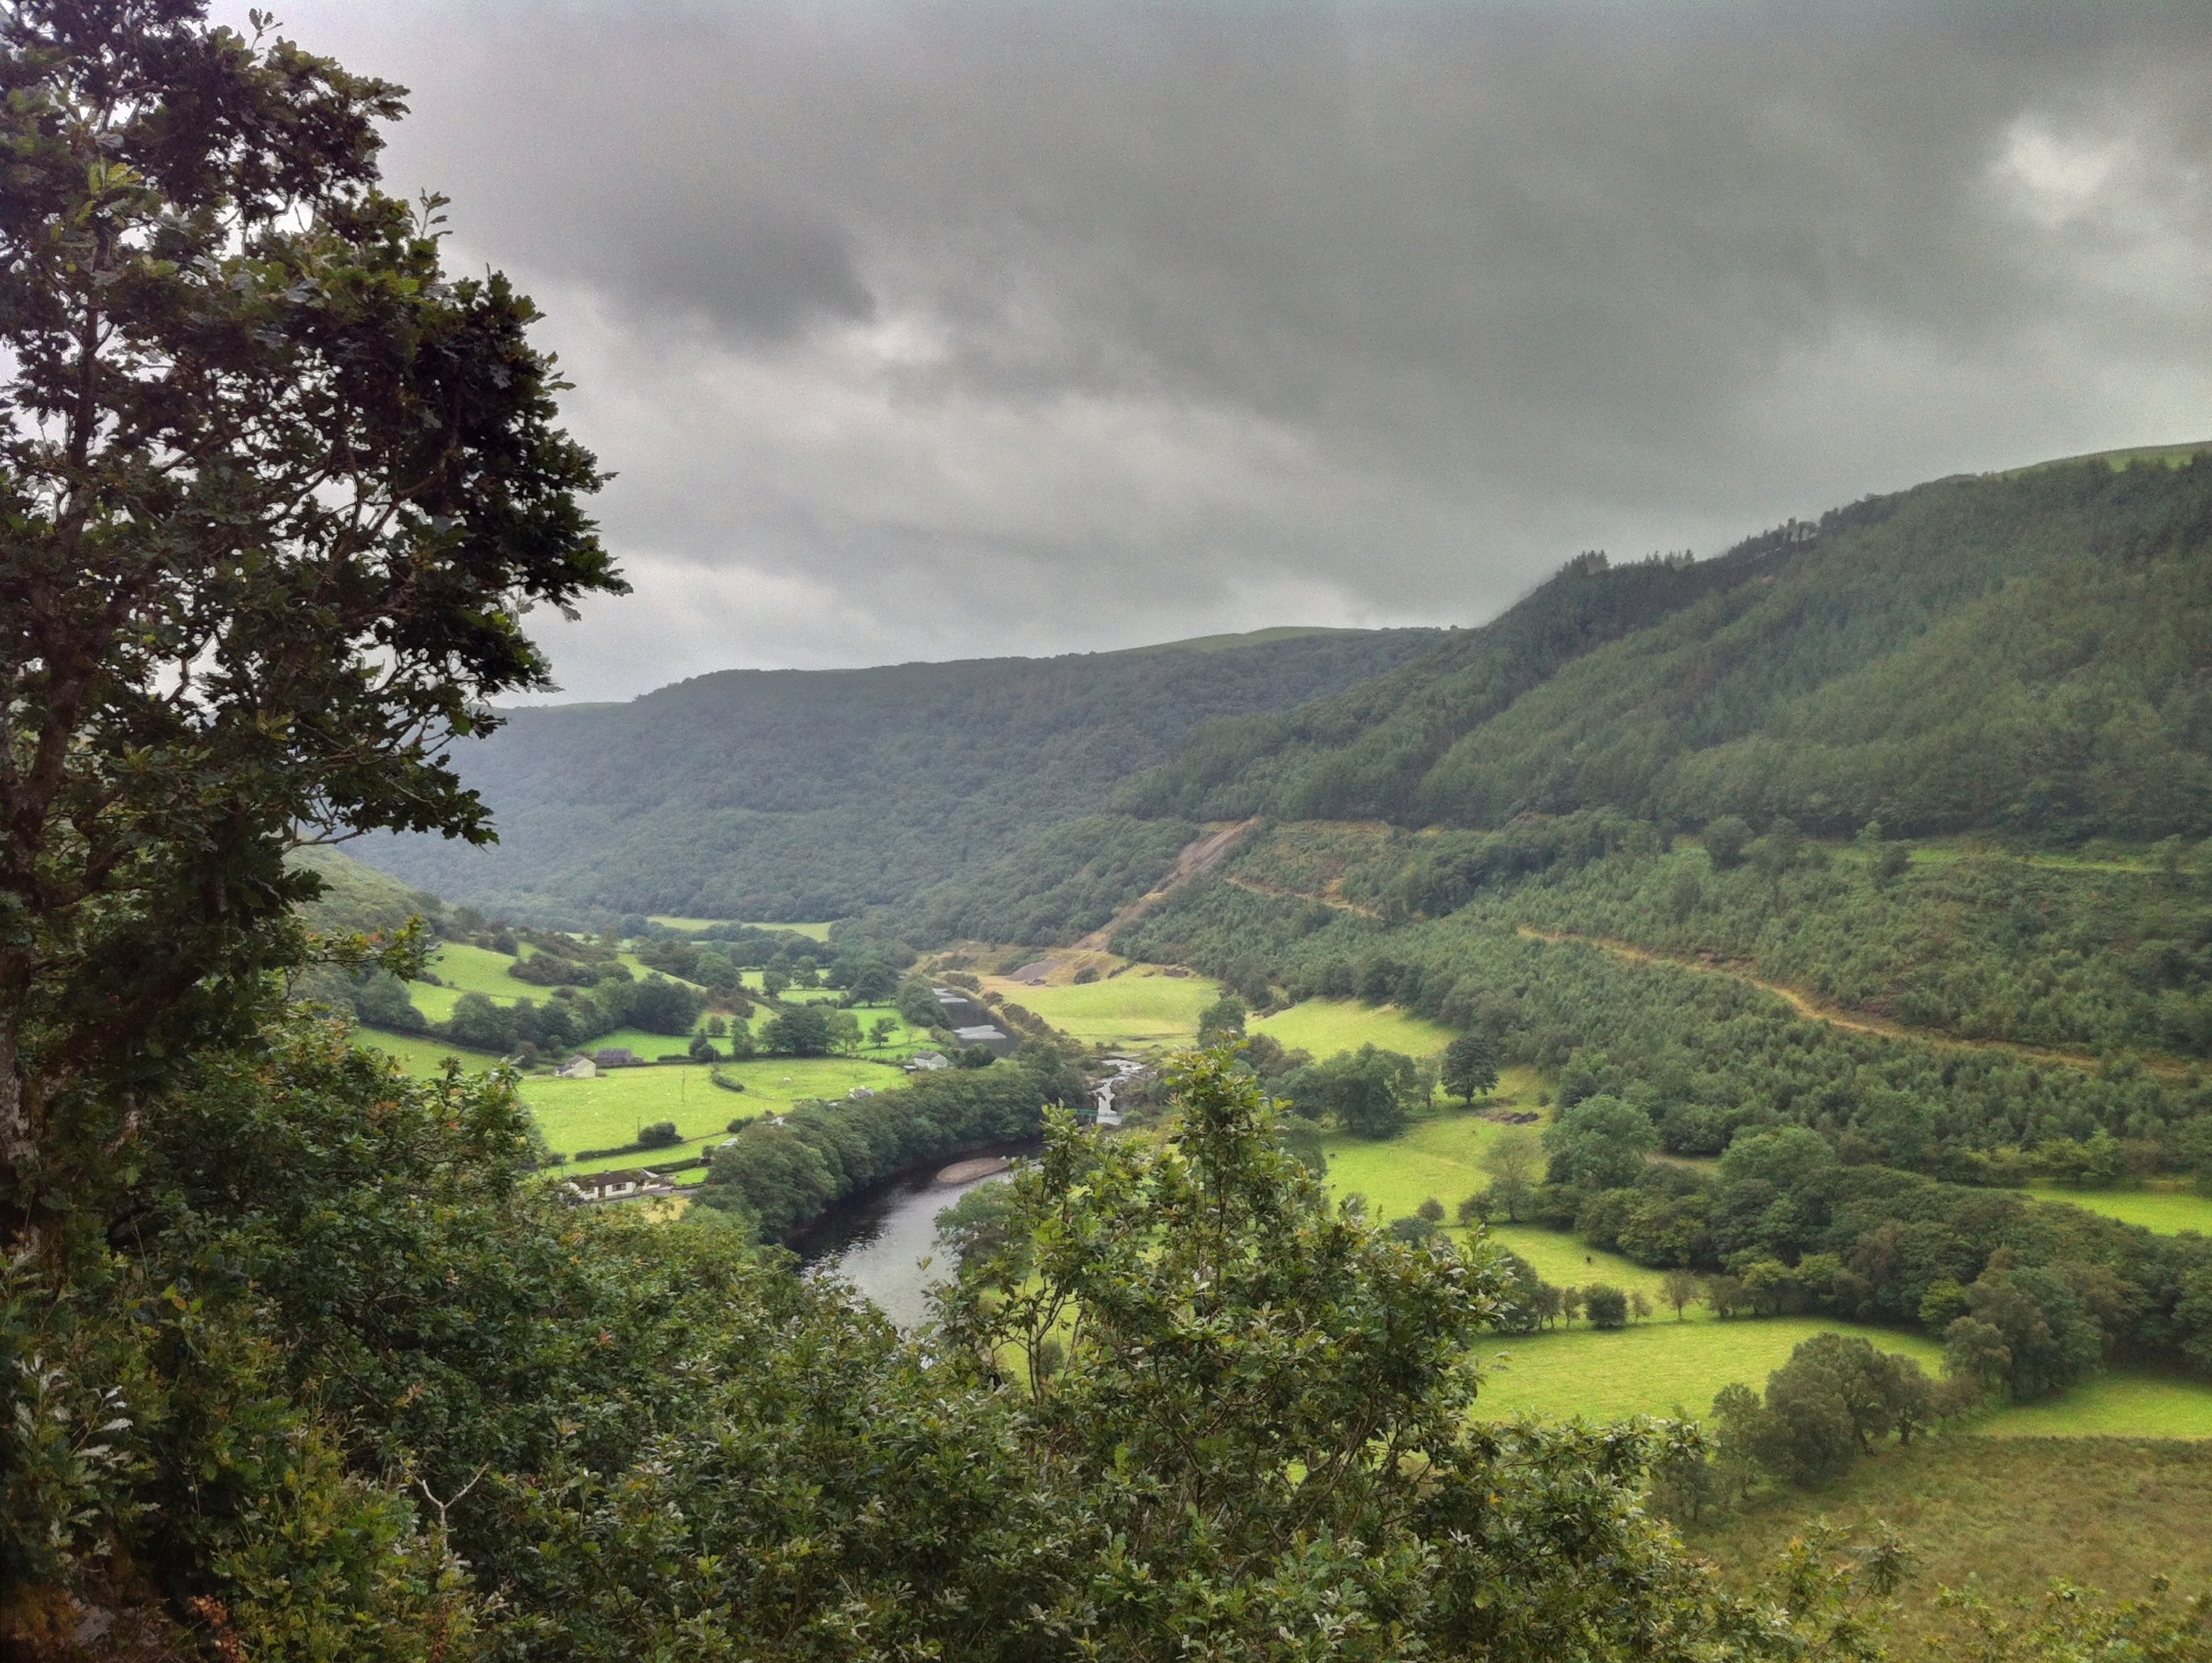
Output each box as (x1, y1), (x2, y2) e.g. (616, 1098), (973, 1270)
(793, 1144), (1035, 1327)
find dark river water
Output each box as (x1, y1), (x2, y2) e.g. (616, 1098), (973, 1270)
(793, 1142), (1037, 1327)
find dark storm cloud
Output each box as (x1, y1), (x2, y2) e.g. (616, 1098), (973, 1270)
(238, 2), (2212, 697)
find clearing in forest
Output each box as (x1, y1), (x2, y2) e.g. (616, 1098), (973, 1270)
(1255, 998), (1459, 1061)
(2031, 1185), (2212, 1237)
(976, 967), (1224, 1047)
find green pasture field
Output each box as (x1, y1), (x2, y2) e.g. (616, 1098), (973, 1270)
(409, 942), (709, 1025)
(612, 952), (708, 990)
(409, 942), (534, 1021)
(1686, 1437), (2212, 1652)
(1971, 1366), (2212, 1438)
(357, 1031), (499, 1078)
(643, 915), (841, 942)
(1316, 1082), (1549, 1216)
(359, 999), (930, 1171)
(734, 920), (837, 942)
(1252, 999), (1459, 1061)
(520, 1054), (910, 1173)
(1480, 1225), (1674, 1301)
(2033, 1184), (2212, 1236)
(736, 970), (844, 1002)
(1316, 1103), (2212, 1436)
(1471, 1317), (1945, 1424)
(977, 968), (1223, 1048)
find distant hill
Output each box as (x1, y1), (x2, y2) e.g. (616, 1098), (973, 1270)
(879, 447), (2212, 950)
(350, 626), (1449, 924)
(1119, 450), (2212, 841)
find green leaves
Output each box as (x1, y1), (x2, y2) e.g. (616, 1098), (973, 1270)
(930, 1045), (1774, 1659)
(0, 0), (620, 1232)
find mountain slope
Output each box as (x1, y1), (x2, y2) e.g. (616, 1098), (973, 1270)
(1121, 452), (2212, 840)
(353, 625), (1447, 923)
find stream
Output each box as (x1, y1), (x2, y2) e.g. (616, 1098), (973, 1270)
(793, 1142), (1036, 1327)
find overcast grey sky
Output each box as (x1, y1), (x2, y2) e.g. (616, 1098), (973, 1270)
(233, 2), (2212, 699)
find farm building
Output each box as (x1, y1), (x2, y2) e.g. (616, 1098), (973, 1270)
(560, 1168), (672, 1204)
(593, 1046), (638, 1068)
(555, 1054), (597, 1079)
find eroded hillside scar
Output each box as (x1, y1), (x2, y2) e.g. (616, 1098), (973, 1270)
(1074, 817), (1263, 949)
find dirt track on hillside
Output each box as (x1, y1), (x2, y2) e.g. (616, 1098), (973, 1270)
(1514, 925), (2185, 1079)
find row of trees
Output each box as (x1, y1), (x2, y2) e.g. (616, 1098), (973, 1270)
(691, 1048), (1086, 1238)
(1653, 1333), (1962, 1519)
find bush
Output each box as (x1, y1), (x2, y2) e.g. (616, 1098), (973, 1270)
(1583, 1283), (1629, 1328)
(637, 1121), (683, 1149)
(509, 952), (597, 987)
(351, 969), (427, 1033)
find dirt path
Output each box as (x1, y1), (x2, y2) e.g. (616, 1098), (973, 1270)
(1515, 926), (2185, 1079)
(1073, 818), (1262, 950)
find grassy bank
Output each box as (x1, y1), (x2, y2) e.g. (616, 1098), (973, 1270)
(1685, 1436), (2212, 1651)
(1317, 1083), (1548, 1221)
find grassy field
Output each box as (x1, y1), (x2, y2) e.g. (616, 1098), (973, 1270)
(1480, 1223), (1674, 1300)
(409, 942), (534, 1021)
(1472, 1317), (1945, 1423)
(1685, 1436), (2212, 1651)
(2032, 1184), (2212, 1236)
(977, 967), (1223, 1047)
(409, 942), (711, 1025)
(1971, 1367), (2212, 1438)
(358, 1031), (500, 1077)
(1316, 1082), (1548, 1220)
(518, 1054), (909, 1171)
(1252, 998), (1460, 1060)
(644, 916), (839, 942)
(359, 994), (933, 1173)
(355, 1036), (914, 1174)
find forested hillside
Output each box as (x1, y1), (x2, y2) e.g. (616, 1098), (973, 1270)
(355, 625), (1445, 923)
(874, 448), (2212, 955)
(1121, 454), (2212, 839)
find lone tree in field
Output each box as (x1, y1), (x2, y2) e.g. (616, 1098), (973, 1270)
(0, 0), (619, 1246)
(1663, 1267), (1703, 1320)
(1478, 1125), (1543, 1222)
(1441, 1029), (1500, 1102)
